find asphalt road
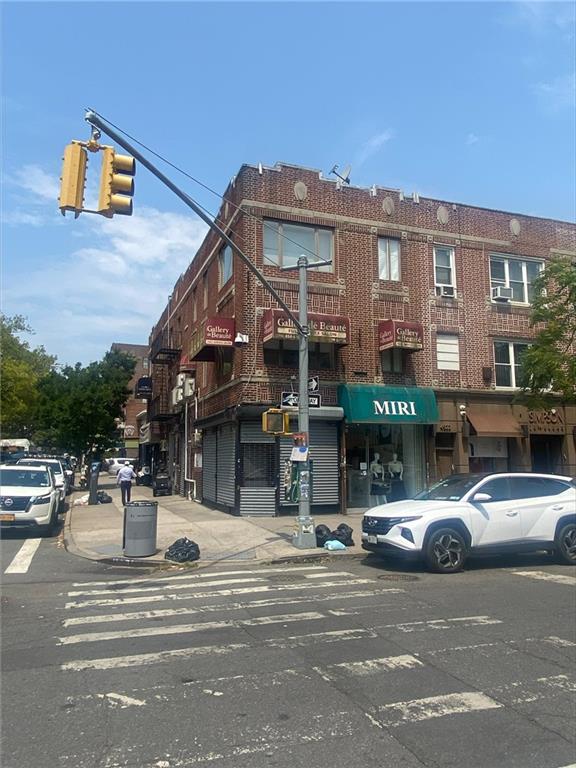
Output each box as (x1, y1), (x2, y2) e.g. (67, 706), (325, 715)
(1, 529), (575, 768)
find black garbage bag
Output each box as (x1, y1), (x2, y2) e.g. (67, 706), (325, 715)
(97, 491), (112, 504)
(315, 524), (332, 548)
(164, 537), (201, 563)
(329, 523), (355, 547)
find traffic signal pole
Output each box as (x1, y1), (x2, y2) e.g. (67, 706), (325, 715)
(84, 110), (324, 548)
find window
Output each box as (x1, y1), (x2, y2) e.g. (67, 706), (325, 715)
(381, 348), (403, 373)
(378, 238), (400, 281)
(219, 244), (233, 287)
(434, 246), (456, 294)
(264, 340), (335, 370)
(436, 334), (460, 371)
(192, 288), (197, 322)
(494, 341), (530, 388)
(477, 477), (511, 502)
(490, 255), (543, 304)
(203, 272), (208, 310)
(142, 357), (149, 371)
(263, 220), (333, 272)
(509, 477), (571, 499)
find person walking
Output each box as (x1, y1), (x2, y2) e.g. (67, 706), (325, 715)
(117, 463), (137, 506)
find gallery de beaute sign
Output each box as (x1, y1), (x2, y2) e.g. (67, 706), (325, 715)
(378, 319), (423, 351)
(262, 309), (350, 345)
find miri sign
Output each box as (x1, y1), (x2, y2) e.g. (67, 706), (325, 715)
(338, 385), (438, 423)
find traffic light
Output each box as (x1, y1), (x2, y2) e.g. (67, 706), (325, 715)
(59, 142), (88, 218)
(262, 409), (289, 435)
(98, 146), (135, 217)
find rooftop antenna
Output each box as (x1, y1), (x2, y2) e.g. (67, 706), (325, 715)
(330, 164), (351, 185)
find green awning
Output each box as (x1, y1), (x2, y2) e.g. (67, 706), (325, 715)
(338, 384), (438, 424)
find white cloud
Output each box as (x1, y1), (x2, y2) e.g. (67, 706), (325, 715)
(355, 130), (394, 166)
(534, 72), (576, 110)
(1, 210), (46, 227)
(466, 133), (480, 146)
(11, 164), (60, 201)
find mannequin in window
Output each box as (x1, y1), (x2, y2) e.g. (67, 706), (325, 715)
(369, 453), (387, 504)
(387, 453), (406, 501)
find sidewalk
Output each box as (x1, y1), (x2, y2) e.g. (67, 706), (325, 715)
(63, 481), (367, 568)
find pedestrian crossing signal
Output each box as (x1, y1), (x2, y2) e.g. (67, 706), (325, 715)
(262, 409), (289, 435)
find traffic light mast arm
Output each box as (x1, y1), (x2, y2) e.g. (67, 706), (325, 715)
(84, 109), (303, 335)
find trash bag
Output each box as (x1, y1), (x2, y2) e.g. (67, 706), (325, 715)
(164, 537), (201, 563)
(324, 539), (346, 551)
(315, 524), (332, 548)
(96, 491), (112, 504)
(335, 523), (355, 547)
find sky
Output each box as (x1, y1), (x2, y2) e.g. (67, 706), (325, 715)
(2, 1), (575, 367)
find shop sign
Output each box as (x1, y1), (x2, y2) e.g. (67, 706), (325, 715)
(135, 376), (153, 399)
(123, 425), (136, 438)
(190, 317), (235, 361)
(378, 319), (423, 352)
(338, 384), (438, 424)
(262, 309), (350, 345)
(527, 409), (565, 434)
(139, 422), (151, 444)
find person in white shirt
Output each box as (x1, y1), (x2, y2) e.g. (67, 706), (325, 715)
(117, 464), (137, 505)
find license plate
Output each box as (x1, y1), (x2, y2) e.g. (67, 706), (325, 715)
(367, 535), (377, 544)
(0, 513), (15, 522)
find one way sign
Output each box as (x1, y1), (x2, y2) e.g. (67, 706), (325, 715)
(308, 376), (319, 392)
(281, 392), (321, 408)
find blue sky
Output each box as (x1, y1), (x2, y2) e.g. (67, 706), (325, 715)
(3, 1), (575, 366)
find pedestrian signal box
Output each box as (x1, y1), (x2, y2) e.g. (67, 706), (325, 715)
(262, 409), (289, 435)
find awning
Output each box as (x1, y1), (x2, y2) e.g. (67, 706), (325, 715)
(338, 385), (438, 424)
(467, 407), (523, 438)
(262, 309), (350, 345)
(378, 319), (423, 351)
(190, 317), (235, 362)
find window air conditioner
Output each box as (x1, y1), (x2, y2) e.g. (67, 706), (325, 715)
(183, 378), (196, 398)
(171, 386), (184, 406)
(437, 285), (455, 298)
(491, 286), (513, 302)
(176, 373), (187, 388)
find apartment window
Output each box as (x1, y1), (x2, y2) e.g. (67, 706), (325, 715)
(142, 357), (149, 371)
(203, 272), (208, 309)
(264, 340), (335, 370)
(490, 255), (543, 303)
(263, 220), (333, 272)
(494, 341), (530, 388)
(192, 288), (197, 322)
(378, 238), (400, 281)
(381, 348), (403, 373)
(436, 334), (460, 370)
(219, 244), (233, 287)
(434, 245), (456, 295)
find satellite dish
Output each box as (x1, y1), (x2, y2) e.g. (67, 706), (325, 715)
(330, 164), (352, 185)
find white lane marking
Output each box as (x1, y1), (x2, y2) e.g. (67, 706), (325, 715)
(380, 615), (501, 632)
(4, 538), (42, 574)
(268, 628), (375, 648)
(376, 691), (501, 727)
(545, 636), (576, 648)
(64, 578), (379, 609)
(62, 642), (249, 671)
(314, 655), (423, 681)
(67, 576), (265, 597)
(59, 611), (325, 645)
(63, 588), (404, 626)
(304, 571), (353, 579)
(70, 565), (327, 588)
(428, 635), (576, 655)
(97, 692), (146, 708)
(512, 570), (576, 586)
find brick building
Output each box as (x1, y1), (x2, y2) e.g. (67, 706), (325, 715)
(110, 343), (151, 459)
(144, 162), (576, 515)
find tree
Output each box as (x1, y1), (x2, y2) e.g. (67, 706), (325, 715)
(517, 256), (576, 408)
(34, 350), (136, 458)
(0, 315), (56, 436)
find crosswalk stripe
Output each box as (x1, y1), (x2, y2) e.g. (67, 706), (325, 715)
(64, 578), (379, 609)
(378, 615), (502, 632)
(314, 654), (423, 681)
(376, 691), (502, 727)
(67, 575), (266, 597)
(4, 539), (42, 574)
(63, 588), (405, 627)
(59, 611), (325, 645)
(511, 570), (576, 586)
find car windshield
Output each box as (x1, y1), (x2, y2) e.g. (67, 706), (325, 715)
(19, 459), (63, 474)
(0, 469), (51, 487)
(414, 474), (487, 501)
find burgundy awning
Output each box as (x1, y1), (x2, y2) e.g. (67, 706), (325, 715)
(190, 317), (235, 362)
(262, 309), (350, 345)
(378, 319), (424, 352)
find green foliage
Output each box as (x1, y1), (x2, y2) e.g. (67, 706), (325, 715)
(0, 314), (56, 435)
(517, 256), (576, 407)
(34, 350), (136, 457)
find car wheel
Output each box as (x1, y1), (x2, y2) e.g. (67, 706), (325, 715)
(555, 522), (576, 565)
(424, 527), (467, 573)
(41, 507), (58, 537)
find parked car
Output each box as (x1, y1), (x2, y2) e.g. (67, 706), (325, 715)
(16, 457), (68, 505)
(362, 472), (576, 573)
(107, 458), (137, 477)
(0, 464), (60, 535)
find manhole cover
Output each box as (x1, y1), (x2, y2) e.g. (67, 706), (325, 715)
(378, 574), (420, 582)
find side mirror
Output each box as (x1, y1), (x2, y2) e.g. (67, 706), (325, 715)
(472, 492), (492, 503)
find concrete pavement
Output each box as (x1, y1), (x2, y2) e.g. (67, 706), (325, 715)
(63, 480), (365, 568)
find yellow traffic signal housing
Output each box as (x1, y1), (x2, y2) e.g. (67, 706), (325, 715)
(59, 143), (88, 218)
(262, 408), (289, 435)
(98, 146), (135, 217)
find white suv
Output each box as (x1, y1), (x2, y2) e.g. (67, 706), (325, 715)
(362, 472), (576, 573)
(0, 464), (60, 535)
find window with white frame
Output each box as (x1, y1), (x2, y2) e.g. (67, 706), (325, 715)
(436, 334), (460, 370)
(219, 244), (233, 287)
(494, 340), (530, 388)
(263, 220), (333, 272)
(433, 245), (456, 295)
(490, 255), (543, 304)
(378, 238), (401, 281)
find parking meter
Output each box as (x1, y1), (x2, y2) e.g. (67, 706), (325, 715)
(88, 461), (100, 505)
